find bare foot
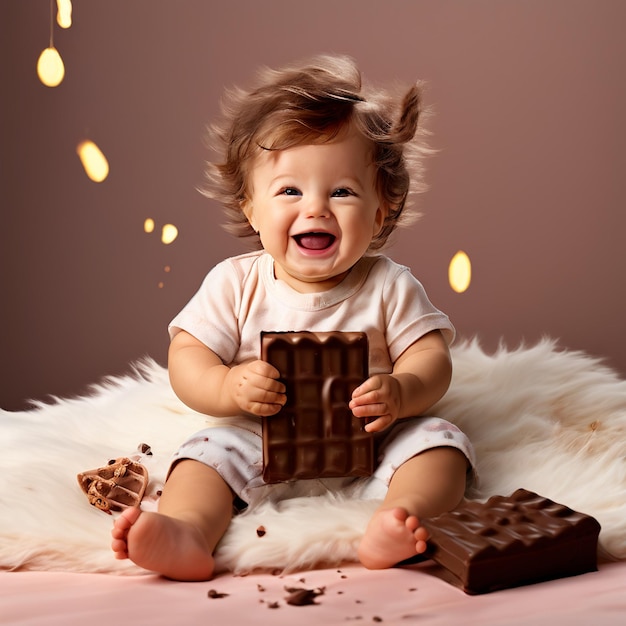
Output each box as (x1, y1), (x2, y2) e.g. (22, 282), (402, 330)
(111, 507), (215, 581)
(357, 507), (428, 569)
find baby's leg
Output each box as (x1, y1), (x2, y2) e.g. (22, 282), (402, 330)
(358, 447), (467, 570)
(111, 460), (233, 581)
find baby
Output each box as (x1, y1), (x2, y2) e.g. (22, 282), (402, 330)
(111, 54), (475, 581)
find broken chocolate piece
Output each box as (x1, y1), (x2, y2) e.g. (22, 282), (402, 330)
(138, 443), (153, 455)
(77, 457), (148, 514)
(421, 488), (601, 594)
(261, 331), (373, 483)
(284, 586), (325, 606)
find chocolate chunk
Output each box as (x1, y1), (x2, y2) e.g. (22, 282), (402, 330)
(77, 457), (148, 514)
(256, 525), (266, 537)
(137, 443), (153, 455)
(207, 589), (229, 599)
(261, 331), (373, 482)
(284, 586), (325, 606)
(422, 489), (601, 594)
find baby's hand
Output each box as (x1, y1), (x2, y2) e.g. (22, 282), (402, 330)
(349, 374), (402, 433)
(226, 360), (286, 416)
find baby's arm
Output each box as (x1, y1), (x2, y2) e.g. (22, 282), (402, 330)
(168, 330), (286, 417)
(349, 330), (452, 433)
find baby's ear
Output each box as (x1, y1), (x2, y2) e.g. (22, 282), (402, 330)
(241, 199), (257, 231)
(373, 204), (387, 236)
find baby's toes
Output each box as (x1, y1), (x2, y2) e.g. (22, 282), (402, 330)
(112, 507), (141, 533)
(111, 537), (129, 558)
(414, 524), (429, 543)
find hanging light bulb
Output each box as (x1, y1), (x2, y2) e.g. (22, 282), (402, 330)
(56, 0), (72, 28)
(37, 46), (65, 87)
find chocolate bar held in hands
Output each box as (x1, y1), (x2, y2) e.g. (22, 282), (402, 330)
(421, 488), (601, 594)
(261, 331), (373, 483)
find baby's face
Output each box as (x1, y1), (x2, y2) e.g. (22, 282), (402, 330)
(243, 129), (385, 293)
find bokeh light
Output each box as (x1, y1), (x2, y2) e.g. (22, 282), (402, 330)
(449, 251), (472, 293)
(56, 0), (72, 28)
(161, 224), (179, 245)
(76, 140), (110, 182)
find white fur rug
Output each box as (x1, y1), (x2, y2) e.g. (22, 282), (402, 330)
(1, 339), (625, 576)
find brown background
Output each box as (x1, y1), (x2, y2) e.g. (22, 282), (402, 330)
(2, 0), (625, 411)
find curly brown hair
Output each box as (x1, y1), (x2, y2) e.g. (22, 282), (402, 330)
(202, 55), (431, 251)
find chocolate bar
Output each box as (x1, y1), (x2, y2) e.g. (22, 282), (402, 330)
(421, 488), (601, 594)
(77, 457), (148, 514)
(261, 331), (373, 483)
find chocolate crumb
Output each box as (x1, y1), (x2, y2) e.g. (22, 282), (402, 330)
(256, 525), (266, 537)
(341, 574), (348, 579)
(284, 586), (325, 606)
(138, 443), (153, 455)
(207, 589), (229, 599)
(257, 584), (266, 592)
(373, 617), (383, 623)
(267, 601), (280, 609)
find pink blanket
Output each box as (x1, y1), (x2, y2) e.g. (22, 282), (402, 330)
(2, 561), (625, 625)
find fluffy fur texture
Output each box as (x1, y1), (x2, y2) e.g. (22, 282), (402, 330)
(1, 339), (624, 576)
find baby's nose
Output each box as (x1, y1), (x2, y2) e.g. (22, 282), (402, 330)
(305, 196), (331, 218)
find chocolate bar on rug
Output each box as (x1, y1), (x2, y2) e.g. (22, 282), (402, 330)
(77, 457), (148, 514)
(261, 331), (373, 483)
(420, 488), (601, 594)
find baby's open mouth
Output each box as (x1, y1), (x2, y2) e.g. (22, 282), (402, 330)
(293, 232), (336, 250)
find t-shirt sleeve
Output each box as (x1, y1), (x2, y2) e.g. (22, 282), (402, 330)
(168, 260), (242, 364)
(382, 264), (455, 363)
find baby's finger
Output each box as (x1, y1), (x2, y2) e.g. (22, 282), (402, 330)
(350, 400), (387, 419)
(351, 378), (374, 398)
(245, 369), (286, 395)
(247, 400), (284, 417)
(250, 359), (283, 380)
(364, 414), (394, 433)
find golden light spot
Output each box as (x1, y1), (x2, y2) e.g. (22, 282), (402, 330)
(56, 0), (72, 28)
(37, 47), (65, 87)
(164, 265), (171, 273)
(449, 251), (472, 293)
(144, 218), (155, 233)
(161, 224), (178, 245)
(77, 140), (109, 182)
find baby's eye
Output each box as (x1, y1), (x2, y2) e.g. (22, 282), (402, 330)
(279, 187), (301, 196)
(331, 187), (354, 198)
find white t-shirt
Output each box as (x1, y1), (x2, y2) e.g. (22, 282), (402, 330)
(169, 250), (454, 376)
